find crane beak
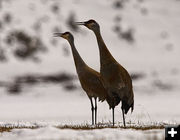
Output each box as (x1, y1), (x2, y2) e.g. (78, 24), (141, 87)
(74, 22), (85, 25)
(53, 33), (63, 37)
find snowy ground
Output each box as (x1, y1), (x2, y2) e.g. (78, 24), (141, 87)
(0, 83), (179, 139)
(0, 85), (179, 124)
(0, 0), (180, 139)
(0, 126), (164, 140)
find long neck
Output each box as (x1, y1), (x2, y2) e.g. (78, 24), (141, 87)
(68, 40), (87, 73)
(94, 29), (116, 66)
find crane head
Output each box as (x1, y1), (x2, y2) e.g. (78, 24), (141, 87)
(75, 19), (100, 31)
(53, 32), (74, 41)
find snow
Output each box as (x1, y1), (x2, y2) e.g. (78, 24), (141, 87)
(0, 86), (179, 124)
(0, 0), (180, 139)
(0, 126), (164, 140)
(0, 85), (179, 139)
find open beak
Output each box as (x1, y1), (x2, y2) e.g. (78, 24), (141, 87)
(74, 22), (85, 25)
(53, 33), (63, 37)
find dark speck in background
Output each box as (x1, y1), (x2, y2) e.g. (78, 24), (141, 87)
(63, 83), (77, 91)
(41, 0), (48, 5)
(66, 12), (79, 32)
(130, 72), (145, 81)
(0, 20), (3, 30)
(114, 16), (122, 23)
(165, 43), (174, 51)
(3, 13), (12, 24)
(41, 73), (75, 83)
(113, 0), (124, 9)
(140, 7), (148, 15)
(31, 56), (41, 63)
(5, 34), (13, 45)
(63, 45), (70, 57)
(113, 25), (121, 33)
(137, 0), (145, 3)
(0, 49), (7, 62)
(32, 22), (42, 33)
(153, 80), (174, 91)
(51, 3), (60, 14)
(160, 31), (169, 39)
(119, 28), (135, 43)
(7, 83), (22, 94)
(16, 75), (39, 85)
(28, 3), (36, 11)
(0, 0), (2, 9)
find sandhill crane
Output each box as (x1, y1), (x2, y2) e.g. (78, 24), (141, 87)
(54, 32), (116, 125)
(76, 20), (134, 127)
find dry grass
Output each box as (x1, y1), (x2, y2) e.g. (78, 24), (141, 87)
(0, 122), (166, 133)
(0, 126), (38, 133)
(56, 124), (165, 130)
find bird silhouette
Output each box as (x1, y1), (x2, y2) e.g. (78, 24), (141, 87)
(54, 32), (115, 125)
(76, 20), (134, 127)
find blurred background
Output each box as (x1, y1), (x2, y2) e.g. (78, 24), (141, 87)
(0, 0), (180, 125)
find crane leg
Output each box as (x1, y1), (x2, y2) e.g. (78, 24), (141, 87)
(94, 98), (97, 125)
(90, 98), (94, 125)
(122, 108), (126, 127)
(112, 107), (115, 126)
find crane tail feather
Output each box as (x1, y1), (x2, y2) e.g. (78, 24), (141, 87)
(122, 100), (134, 114)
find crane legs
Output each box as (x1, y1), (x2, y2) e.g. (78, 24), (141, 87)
(112, 107), (115, 126)
(122, 108), (126, 127)
(94, 98), (97, 125)
(89, 97), (97, 125)
(90, 98), (94, 125)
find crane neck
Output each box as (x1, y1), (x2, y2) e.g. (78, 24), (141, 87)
(68, 40), (87, 73)
(94, 30), (116, 66)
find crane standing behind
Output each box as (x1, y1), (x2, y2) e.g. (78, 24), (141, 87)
(76, 20), (134, 127)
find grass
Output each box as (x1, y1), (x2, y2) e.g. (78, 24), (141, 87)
(0, 122), (167, 133)
(0, 126), (38, 133)
(56, 123), (165, 130)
